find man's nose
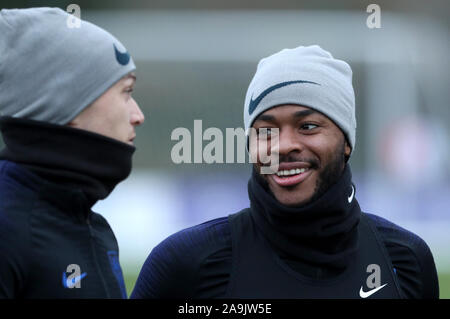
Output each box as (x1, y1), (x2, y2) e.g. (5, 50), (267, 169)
(130, 100), (145, 126)
(277, 128), (304, 155)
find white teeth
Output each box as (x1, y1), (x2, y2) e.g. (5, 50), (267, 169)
(276, 168), (308, 177)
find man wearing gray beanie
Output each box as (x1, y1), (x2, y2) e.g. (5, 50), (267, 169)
(131, 45), (438, 299)
(0, 7), (144, 298)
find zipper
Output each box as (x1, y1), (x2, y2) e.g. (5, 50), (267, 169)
(86, 215), (111, 298)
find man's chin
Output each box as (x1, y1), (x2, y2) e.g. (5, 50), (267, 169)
(272, 188), (315, 207)
(266, 178), (315, 208)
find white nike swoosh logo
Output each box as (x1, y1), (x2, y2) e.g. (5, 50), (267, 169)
(348, 185), (355, 203)
(359, 283), (388, 298)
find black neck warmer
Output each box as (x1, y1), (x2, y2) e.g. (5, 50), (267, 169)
(0, 116), (135, 208)
(248, 164), (361, 272)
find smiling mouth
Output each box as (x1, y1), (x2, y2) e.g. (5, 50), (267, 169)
(276, 167), (309, 177)
(271, 166), (313, 187)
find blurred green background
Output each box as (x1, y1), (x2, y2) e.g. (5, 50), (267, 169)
(2, 0), (449, 299)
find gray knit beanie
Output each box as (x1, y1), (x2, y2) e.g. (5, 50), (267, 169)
(0, 7), (136, 124)
(244, 45), (356, 151)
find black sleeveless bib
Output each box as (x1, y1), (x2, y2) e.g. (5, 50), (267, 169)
(225, 209), (403, 299)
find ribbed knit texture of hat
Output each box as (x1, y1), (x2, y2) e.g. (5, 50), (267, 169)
(0, 7), (136, 124)
(244, 45), (356, 150)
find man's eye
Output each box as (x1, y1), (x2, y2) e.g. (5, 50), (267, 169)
(301, 123), (318, 130)
(125, 88), (134, 94)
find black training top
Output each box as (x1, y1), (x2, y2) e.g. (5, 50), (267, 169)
(0, 117), (133, 298)
(131, 214), (439, 299)
(131, 166), (439, 299)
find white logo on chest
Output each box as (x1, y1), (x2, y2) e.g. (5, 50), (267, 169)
(359, 264), (388, 298)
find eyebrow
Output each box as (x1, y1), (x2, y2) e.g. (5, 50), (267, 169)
(254, 109), (318, 123)
(255, 114), (276, 122)
(293, 109), (318, 118)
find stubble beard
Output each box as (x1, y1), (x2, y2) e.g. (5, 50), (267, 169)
(255, 140), (347, 207)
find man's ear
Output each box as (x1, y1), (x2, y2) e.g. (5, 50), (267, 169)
(66, 119), (78, 128)
(66, 108), (87, 128)
(344, 141), (352, 163)
(344, 142), (351, 157)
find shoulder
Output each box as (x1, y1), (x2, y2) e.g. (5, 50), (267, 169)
(158, 216), (231, 254)
(131, 216), (231, 298)
(0, 162), (35, 297)
(89, 211), (120, 248)
(364, 212), (439, 298)
(0, 161), (35, 241)
(90, 211), (114, 231)
(364, 212), (434, 263)
(0, 160), (40, 222)
(0, 211), (31, 297)
(0, 161), (45, 246)
(1, 160), (38, 198)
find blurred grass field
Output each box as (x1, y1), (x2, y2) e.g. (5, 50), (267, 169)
(123, 271), (450, 299)
(438, 273), (450, 299)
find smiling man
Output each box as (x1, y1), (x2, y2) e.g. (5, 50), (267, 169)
(132, 45), (438, 299)
(249, 104), (350, 207)
(0, 7), (144, 298)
